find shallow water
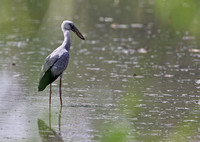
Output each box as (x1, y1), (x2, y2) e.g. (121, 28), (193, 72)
(0, 0), (200, 141)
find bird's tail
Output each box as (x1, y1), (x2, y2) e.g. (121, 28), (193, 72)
(38, 68), (58, 91)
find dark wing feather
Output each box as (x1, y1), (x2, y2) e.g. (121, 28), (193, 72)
(39, 54), (59, 80)
(38, 66), (60, 91)
(38, 49), (69, 91)
(38, 48), (60, 91)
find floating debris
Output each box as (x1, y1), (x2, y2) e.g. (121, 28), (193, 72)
(137, 48), (148, 53)
(182, 36), (195, 40)
(195, 100), (200, 105)
(164, 74), (174, 78)
(99, 17), (113, 22)
(13, 74), (20, 77)
(188, 48), (200, 53)
(131, 23), (143, 28)
(111, 23), (143, 29)
(86, 67), (101, 71)
(195, 80), (200, 84)
(111, 23), (129, 29)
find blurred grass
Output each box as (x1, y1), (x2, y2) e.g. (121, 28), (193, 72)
(154, 0), (200, 35)
(100, 122), (133, 142)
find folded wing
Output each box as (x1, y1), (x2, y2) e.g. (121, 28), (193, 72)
(38, 50), (69, 91)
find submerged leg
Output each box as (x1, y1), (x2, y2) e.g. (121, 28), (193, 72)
(49, 102), (51, 128)
(49, 84), (52, 106)
(59, 75), (62, 107)
(58, 106), (62, 135)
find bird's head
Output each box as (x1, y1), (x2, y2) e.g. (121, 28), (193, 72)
(61, 20), (85, 40)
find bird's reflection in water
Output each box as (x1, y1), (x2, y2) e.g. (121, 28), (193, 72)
(38, 106), (63, 142)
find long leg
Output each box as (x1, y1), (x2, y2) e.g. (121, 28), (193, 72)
(49, 102), (51, 128)
(49, 84), (52, 128)
(59, 75), (62, 107)
(58, 106), (62, 136)
(49, 84), (52, 106)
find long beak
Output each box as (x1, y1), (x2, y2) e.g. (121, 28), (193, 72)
(72, 26), (85, 40)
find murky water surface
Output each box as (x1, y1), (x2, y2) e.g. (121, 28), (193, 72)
(0, 0), (200, 141)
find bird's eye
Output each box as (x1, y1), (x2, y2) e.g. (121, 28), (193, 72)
(70, 24), (74, 28)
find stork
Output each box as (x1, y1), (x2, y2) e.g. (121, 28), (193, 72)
(38, 20), (85, 106)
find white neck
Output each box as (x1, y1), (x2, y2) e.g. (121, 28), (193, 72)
(61, 30), (71, 51)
